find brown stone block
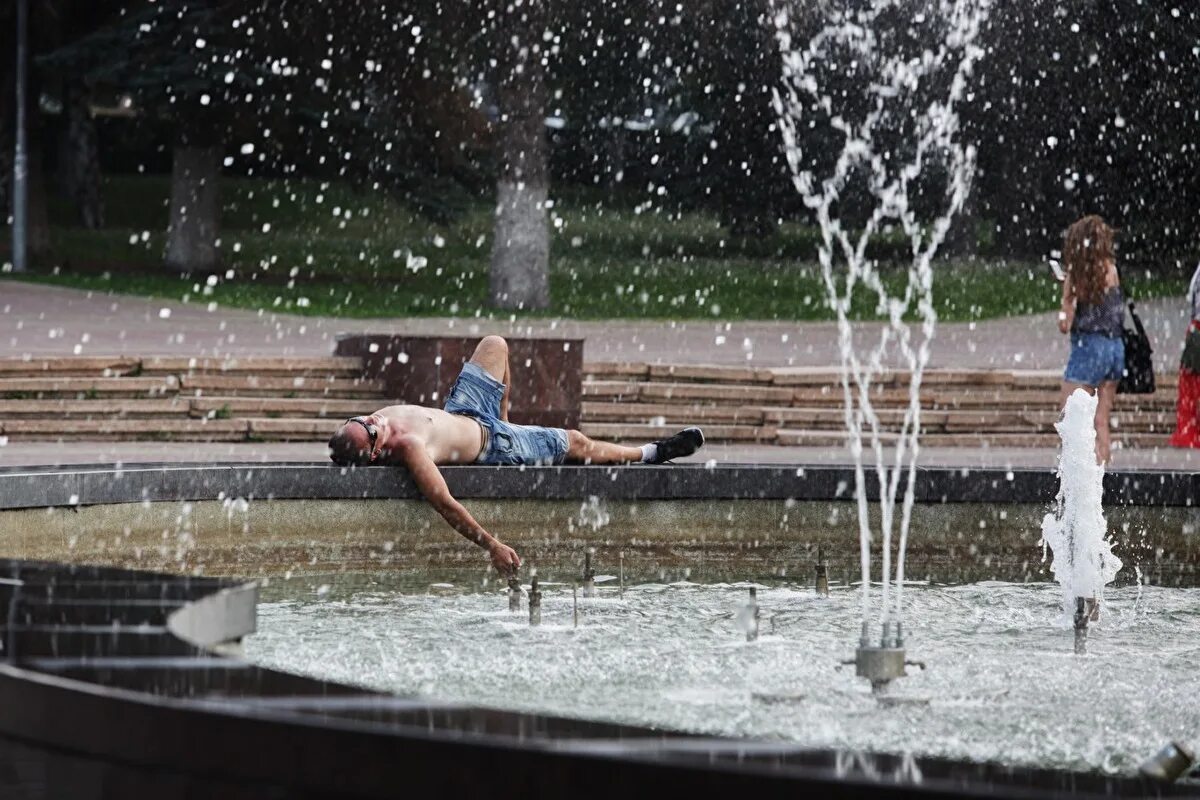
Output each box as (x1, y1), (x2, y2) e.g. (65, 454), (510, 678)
(336, 335), (582, 429)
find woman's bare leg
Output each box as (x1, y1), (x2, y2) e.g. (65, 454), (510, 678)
(564, 430), (643, 464)
(1095, 380), (1118, 465)
(1059, 380), (1094, 409)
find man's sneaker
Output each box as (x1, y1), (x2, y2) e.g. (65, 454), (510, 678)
(647, 427), (705, 464)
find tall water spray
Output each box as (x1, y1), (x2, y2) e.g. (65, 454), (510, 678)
(770, 0), (990, 647)
(1040, 389), (1123, 624)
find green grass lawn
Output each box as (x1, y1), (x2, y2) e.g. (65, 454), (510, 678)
(0, 174), (1182, 322)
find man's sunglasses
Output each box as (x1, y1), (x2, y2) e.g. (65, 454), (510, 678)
(346, 416), (378, 458)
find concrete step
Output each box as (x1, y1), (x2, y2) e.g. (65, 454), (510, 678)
(0, 357), (141, 377)
(775, 428), (1178, 448)
(190, 397), (372, 419)
(580, 422), (776, 443)
(638, 382), (796, 405)
(0, 376), (178, 399)
(581, 402), (765, 425)
(0, 418), (246, 441)
(583, 363), (1181, 390)
(178, 375), (385, 398)
(583, 362), (650, 379)
(246, 418), (335, 441)
(646, 364), (772, 384)
(581, 381), (643, 401)
(141, 356), (363, 377)
(761, 406), (1178, 434)
(0, 399), (190, 419)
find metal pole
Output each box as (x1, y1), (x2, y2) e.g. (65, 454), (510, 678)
(12, 0), (29, 272)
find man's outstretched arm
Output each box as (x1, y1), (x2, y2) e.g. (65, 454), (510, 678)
(393, 434), (521, 575)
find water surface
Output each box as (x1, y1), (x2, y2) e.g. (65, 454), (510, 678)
(244, 578), (1200, 775)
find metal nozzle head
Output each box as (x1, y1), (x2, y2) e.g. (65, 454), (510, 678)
(1138, 741), (1195, 783)
(1074, 597), (1088, 630)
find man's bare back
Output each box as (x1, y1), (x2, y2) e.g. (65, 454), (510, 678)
(328, 336), (705, 576)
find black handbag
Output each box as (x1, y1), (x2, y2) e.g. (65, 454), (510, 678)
(1118, 300), (1155, 394)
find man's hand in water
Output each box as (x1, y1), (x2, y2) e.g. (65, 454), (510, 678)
(489, 541), (521, 575)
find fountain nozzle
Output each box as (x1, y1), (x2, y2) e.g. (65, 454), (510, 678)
(1073, 596), (1090, 655)
(815, 545), (829, 596)
(528, 572), (542, 627)
(850, 622), (916, 695)
(507, 575), (521, 612)
(581, 548), (595, 598)
(1138, 741), (1195, 783)
(745, 587), (760, 642)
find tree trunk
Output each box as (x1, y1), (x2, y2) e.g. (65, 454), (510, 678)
(0, 53), (12, 222)
(488, 0), (550, 311)
(165, 143), (221, 274)
(26, 143), (50, 259)
(60, 80), (103, 229)
(941, 176), (979, 260)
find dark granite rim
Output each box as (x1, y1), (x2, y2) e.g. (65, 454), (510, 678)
(0, 462), (1197, 511)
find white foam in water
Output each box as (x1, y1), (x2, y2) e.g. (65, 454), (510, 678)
(771, 0), (991, 630)
(1040, 389), (1123, 621)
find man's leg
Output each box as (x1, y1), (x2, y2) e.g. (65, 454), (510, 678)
(565, 429), (643, 464)
(469, 335), (511, 421)
(564, 427), (705, 465)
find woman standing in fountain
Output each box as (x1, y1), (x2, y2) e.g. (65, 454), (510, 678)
(1168, 261), (1200, 447)
(1056, 215), (1124, 465)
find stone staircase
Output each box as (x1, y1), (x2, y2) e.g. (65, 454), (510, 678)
(581, 362), (1182, 449)
(0, 356), (383, 442)
(0, 356), (1182, 447)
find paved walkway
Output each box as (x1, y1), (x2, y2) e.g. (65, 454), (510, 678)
(0, 280), (1192, 371)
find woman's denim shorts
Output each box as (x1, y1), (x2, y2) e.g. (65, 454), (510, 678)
(444, 362), (569, 466)
(1064, 332), (1125, 386)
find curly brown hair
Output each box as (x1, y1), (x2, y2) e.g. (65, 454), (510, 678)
(1063, 215), (1116, 305)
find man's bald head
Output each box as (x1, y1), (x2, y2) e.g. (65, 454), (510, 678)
(328, 421), (373, 466)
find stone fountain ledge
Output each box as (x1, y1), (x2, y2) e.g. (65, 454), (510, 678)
(0, 462), (1198, 511)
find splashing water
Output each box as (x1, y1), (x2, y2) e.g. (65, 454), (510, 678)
(770, 0), (991, 637)
(572, 495), (611, 534)
(1040, 389), (1123, 622)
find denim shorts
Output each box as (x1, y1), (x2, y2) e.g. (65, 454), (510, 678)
(1064, 332), (1125, 386)
(444, 362), (569, 466)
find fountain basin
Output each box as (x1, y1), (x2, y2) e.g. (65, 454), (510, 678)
(0, 463), (1196, 797)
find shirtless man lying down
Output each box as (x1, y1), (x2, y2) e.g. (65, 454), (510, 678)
(327, 336), (705, 575)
